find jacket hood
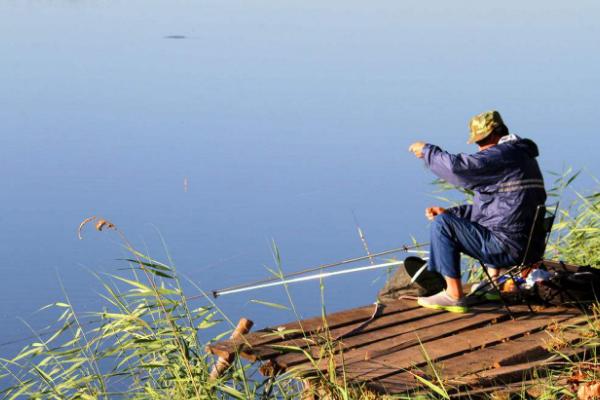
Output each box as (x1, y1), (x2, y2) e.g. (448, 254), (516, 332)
(514, 138), (539, 158)
(499, 134), (539, 158)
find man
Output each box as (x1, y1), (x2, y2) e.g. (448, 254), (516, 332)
(408, 110), (546, 313)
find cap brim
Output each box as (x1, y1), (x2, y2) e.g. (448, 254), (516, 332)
(467, 131), (491, 145)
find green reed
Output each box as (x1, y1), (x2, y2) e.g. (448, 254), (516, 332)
(0, 243), (281, 399)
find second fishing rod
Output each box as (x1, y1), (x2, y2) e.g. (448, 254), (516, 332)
(211, 241), (429, 297)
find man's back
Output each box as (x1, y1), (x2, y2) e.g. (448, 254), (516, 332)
(470, 135), (546, 256)
(423, 134), (547, 259)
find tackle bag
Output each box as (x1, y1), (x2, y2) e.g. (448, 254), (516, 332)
(378, 256), (446, 300)
(534, 262), (600, 308)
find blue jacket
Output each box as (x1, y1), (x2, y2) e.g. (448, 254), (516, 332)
(422, 135), (547, 260)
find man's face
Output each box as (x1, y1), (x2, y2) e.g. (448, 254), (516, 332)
(476, 134), (501, 151)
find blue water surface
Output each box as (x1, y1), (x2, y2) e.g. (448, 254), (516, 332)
(1, 0), (599, 360)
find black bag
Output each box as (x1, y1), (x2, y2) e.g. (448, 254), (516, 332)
(378, 257), (446, 300)
(535, 265), (600, 308)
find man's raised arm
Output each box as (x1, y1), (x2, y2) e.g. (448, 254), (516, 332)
(421, 143), (500, 190)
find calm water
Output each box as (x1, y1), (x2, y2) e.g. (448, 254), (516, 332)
(1, 1), (599, 359)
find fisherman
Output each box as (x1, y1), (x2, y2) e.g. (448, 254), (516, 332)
(408, 110), (546, 313)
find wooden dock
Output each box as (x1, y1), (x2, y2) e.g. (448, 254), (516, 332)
(207, 297), (589, 397)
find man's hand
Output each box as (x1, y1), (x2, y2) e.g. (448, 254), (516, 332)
(409, 141), (426, 158)
(425, 206), (446, 221)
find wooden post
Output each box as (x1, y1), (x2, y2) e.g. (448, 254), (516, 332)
(209, 318), (253, 380)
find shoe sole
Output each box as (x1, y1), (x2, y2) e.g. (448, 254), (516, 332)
(417, 298), (469, 313)
(470, 289), (501, 301)
(483, 293), (501, 301)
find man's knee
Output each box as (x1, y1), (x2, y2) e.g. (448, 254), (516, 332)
(431, 213), (455, 236)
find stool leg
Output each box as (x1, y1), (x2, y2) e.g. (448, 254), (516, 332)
(480, 261), (515, 320)
(507, 269), (535, 314)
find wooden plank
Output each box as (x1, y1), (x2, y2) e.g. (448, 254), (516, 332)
(247, 305), (454, 362)
(271, 304), (501, 370)
(325, 308), (579, 383)
(371, 332), (554, 394)
(285, 304), (534, 374)
(371, 317), (584, 393)
(207, 299), (417, 359)
(457, 340), (593, 386)
(343, 308), (579, 382)
(442, 331), (579, 378)
(365, 374), (417, 395)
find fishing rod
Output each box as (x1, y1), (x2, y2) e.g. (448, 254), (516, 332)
(211, 242), (429, 298)
(212, 260), (408, 297)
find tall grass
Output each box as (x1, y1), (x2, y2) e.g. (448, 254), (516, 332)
(0, 225), (300, 399)
(546, 172), (600, 267)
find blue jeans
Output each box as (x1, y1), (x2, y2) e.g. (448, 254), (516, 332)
(429, 213), (520, 279)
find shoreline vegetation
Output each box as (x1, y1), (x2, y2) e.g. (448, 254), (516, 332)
(1, 171), (598, 399)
